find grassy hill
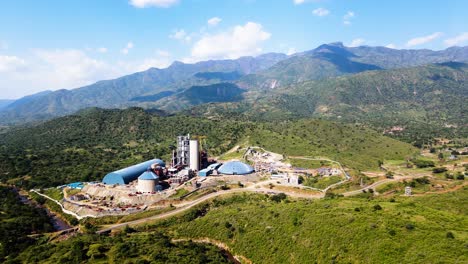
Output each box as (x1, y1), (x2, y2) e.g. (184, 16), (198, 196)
(0, 108), (415, 188)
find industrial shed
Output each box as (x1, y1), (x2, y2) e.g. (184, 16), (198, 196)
(102, 159), (165, 185)
(218, 161), (254, 175)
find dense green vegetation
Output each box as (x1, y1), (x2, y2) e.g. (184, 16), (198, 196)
(147, 190), (467, 264)
(0, 186), (54, 261)
(193, 62), (468, 144)
(0, 108), (415, 188)
(12, 231), (233, 263)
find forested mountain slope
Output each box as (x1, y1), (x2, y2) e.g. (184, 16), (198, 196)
(0, 108), (415, 188)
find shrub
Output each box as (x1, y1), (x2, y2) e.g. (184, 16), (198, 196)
(405, 224), (415, 230)
(432, 167), (448, 174)
(373, 204), (382, 211)
(270, 193), (287, 203)
(413, 159), (435, 168)
(446, 232), (455, 239)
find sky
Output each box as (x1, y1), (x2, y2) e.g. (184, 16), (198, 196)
(0, 0), (467, 99)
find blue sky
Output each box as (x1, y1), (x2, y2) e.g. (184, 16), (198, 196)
(0, 0), (467, 99)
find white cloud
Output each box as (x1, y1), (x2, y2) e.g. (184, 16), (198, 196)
(189, 22), (271, 61)
(97, 47), (108, 53)
(406, 32), (443, 47)
(136, 49), (172, 71)
(207, 17), (222, 26)
(169, 29), (192, 43)
(349, 38), (365, 47)
(293, 0), (305, 5)
(129, 0), (178, 8)
(444, 32), (468, 46)
(385, 43), (397, 49)
(343, 11), (355, 25)
(287, 48), (297, 55)
(0, 48), (177, 98)
(0, 55), (26, 72)
(121, 42), (134, 55)
(312, 8), (329, 17)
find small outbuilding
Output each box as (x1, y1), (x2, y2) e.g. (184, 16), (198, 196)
(218, 161), (254, 175)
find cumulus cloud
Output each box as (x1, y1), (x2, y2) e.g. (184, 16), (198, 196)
(293, 0), (305, 5)
(0, 55), (26, 72)
(0, 48), (174, 98)
(189, 22), (271, 61)
(207, 17), (222, 26)
(349, 38), (365, 47)
(312, 8), (329, 17)
(169, 29), (192, 43)
(129, 0), (178, 8)
(385, 43), (397, 49)
(444, 32), (468, 46)
(343, 11), (355, 25)
(406, 32), (443, 47)
(121, 42), (134, 55)
(97, 47), (108, 53)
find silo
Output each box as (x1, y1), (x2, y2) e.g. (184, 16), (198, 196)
(189, 140), (199, 171)
(137, 170), (159, 193)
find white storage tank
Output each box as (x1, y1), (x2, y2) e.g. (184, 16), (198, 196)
(137, 169), (159, 193)
(189, 139), (199, 171)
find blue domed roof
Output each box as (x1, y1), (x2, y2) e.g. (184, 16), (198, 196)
(218, 161), (254, 175)
(138, 170), (159, 180)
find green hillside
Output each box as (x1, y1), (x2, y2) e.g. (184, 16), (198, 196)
(191, 63), (468, 143)
(0, 108), (415, 188)
(10, 189), (467, 263)
(151, 83), (246, 111)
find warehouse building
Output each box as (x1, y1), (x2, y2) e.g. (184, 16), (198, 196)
(102, 159), (165, 185)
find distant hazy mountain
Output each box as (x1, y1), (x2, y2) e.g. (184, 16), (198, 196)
(1, 43), (467, 124)
(0, 53), (287, 124)
(239, 42), (468, 89)
(0, 99), (15, 110)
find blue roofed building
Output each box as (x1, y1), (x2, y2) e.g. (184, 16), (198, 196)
(102, 159), (165, 185)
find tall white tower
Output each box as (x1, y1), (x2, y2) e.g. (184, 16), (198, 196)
(189, 139), (200, 171)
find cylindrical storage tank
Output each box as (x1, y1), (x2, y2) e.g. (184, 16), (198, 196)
(137, 170), (159, 193)
(189, 140), (199, 171)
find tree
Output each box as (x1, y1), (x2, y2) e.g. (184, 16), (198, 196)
(438, 152), (444, 160)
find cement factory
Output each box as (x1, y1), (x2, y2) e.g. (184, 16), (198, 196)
(54, 135), (344, 218)
(102, 134), (254, 193)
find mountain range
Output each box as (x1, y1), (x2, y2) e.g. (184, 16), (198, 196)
(0, 42), (467, 125)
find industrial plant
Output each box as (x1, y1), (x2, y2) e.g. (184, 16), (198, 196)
(50, 135), (345, 219)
